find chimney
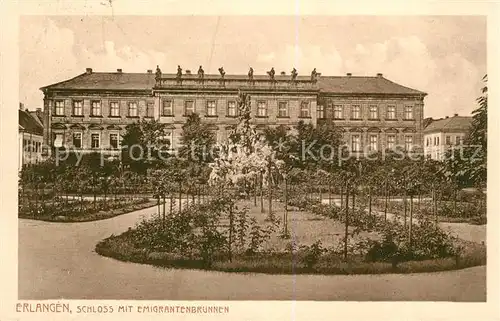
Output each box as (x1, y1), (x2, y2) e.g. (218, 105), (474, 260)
(185, 70), (191, 75)
(376, 73), (383, 77)
(346, 73), (352, 77)
(117, 69), (122, 73)
(280, 71), (286, 76)
(454, 113), (458, 117)
(445, 116), (449, 119)
(147, 69), (153, 74)
(86, 68), (92, 74)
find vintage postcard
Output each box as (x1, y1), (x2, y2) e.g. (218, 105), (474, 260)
(0, 0), (499, 320)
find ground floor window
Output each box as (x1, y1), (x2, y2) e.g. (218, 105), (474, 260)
(91, 133), (100, 149)
(73, 133), (82, 148)
(110, 133), (119, 149)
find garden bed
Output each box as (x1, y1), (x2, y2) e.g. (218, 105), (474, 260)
(18, 197), (157, 222)
(95, 199), (486, 275)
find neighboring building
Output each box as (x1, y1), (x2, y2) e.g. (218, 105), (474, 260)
(19, 104), (44, 170)
(40, 67), (426, 156)
(423, 114), (472, 160)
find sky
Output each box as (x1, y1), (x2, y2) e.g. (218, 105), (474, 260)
(19, 15), (486, 119)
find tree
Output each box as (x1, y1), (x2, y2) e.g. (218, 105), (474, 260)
(178, 113), (216, 163)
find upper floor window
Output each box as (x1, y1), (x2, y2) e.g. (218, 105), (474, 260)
(227, 101), (237, 117)
(369, 105), (378, 119)
(110, 102), (120, 117)
(351, 105), (361, 119)
(405, 135), (414, 151)
(317, 105), (325, 119)
(91, 101), (101, 116)
(162, 100), (173, 116)
(128, 102), (138, 117)
(206, 100), (217, 116)
(300, 101), (310, 118)
(387, 106), (396, 120)
(184, 100), (195, 116)
(72, 132), (82, 148)
(404, 106), (414, 120)
(146, 102), (154, 117)
(333, 105), (343, 119)
(445, 135), (451, 145)
(54, 100), (64, 116)
(72, 100), (83, 116)
(257, 101), (267, 117)
(278, 101), (289, 117)
(456, 136), (462, 145)
(91, 133), (100, 149)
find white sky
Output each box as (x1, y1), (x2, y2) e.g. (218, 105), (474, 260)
(19, 15), (486, 119)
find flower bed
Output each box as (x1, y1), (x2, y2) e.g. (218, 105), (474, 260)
(95, 198), (485, 275)
(18, 197), (156, 222)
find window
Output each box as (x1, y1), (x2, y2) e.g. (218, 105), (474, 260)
(445, 136), (451, 145)
(351, 134), (361, 152)
(351, 105), (361, 119)
(91, 133), (100, 149)
(277, 101), (289, 117)
(333, 105), (343, 119)
(369, 135), (378, 151)
(317, 105), (325, 119)
(72, 100), (83, 116)
(110, 133), (119, 149)
(206, 100), (217, 116)
(405, 136), (414, 151)
(387, 105), (396, 119)
(146, 102), (154, 117)
(227, 101), (237, 117)
(456, 136), (462, 145)
(110, 102), (120, 117)
(369, 105), (378, 119)
(387, 135), (396, 150)
(91, 101), (101, 116)
(184, 100), (195, 116)
(300, 101), (310, 118)
(72, 133), (82, 148)
(54, 100), (64, 116)
(162, 100), (173, 116)
(128, 102), (138, 117)
(436, 137), (440, 145)
(404, 106), (414, 120)
(257, 101), (267, 117)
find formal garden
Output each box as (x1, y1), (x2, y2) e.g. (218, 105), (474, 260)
(20, 77), (487, 274)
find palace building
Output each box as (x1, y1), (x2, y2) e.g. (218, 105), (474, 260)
(40, 66), (426, 155)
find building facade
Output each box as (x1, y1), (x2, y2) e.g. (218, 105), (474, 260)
(19, 106), (44, 170)
(423, 114), (472, 160)
(40, 67), (426, 155)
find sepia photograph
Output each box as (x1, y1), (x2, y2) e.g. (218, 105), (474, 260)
(2, 3), (494, 318)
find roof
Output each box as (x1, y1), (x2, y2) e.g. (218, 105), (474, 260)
(318, 76), (426, 95)
(424, 115), (473, 133)
(19, 109), (44, 136)
(28, 111), (44, 126)
(40, 70), (426, 96)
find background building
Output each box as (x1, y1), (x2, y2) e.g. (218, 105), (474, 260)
(423, 114), (472, 160)
(19, 104), (44, 170)
(40, 67), (426, 155)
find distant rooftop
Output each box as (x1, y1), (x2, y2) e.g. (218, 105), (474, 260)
(19, 109), (44, 136)
(424, 114), (473, 133)
(41, 68), (426, 96)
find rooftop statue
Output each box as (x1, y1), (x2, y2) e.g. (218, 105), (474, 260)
(218, 67), (226, 78)
(291, 68), (298, 81)
(248, 67), (254, 80)
(177, 65), (182, 78)
(311, 68), (318, 82)
(155, 65), (162, 81)
(267, 67), (275, 80)
(198, 65), (204, 79)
